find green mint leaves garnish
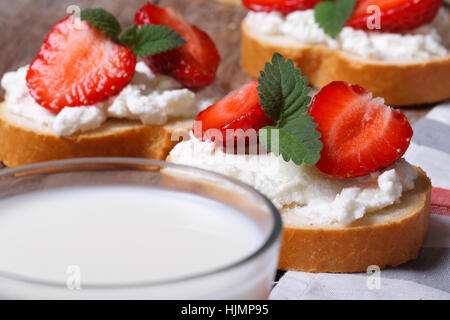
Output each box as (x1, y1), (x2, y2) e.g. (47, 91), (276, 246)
(80, 8), (122, 42)
(314, 0), (357, 38)
(258, 53), (322, 166)
(80, 8), (186, 58)
(121, 24), (138, 47)
(121, 24), (186, 58)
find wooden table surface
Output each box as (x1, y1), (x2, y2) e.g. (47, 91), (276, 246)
(0, 0), (432, 147)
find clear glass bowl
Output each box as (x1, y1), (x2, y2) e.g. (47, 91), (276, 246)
(0, 158), (281, 299)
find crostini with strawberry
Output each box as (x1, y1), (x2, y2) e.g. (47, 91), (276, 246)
(0, 3), (222, 167)
(168, 53), (432, 272)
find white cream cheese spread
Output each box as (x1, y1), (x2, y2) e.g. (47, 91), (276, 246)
(1, 62), (220, 136)
(245, 8), (450, 62)
(168, 135), (418, 226)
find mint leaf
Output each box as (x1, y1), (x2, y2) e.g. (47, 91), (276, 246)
(257, 53), (322, 166)
(81, 8), (122, 42)
(121, 24), (138, 47)
(314, 0), (356, 38)
(261, 117), (322, 165)
(130, 25), (186, 58)
(258, 53), (311, 126)
(79, 8), (185, 58)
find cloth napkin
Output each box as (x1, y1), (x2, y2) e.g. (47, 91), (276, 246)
(270, 101), (450, 300)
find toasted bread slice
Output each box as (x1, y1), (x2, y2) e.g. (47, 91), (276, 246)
(0, 101), (192, 167)
(280, 167), (431, 272)
(241, 20), (450, 106)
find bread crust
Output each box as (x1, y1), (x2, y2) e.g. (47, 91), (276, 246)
(0, 102), (192, 167)
(279, 168), (431, 272)
(241, 20), (450, 106)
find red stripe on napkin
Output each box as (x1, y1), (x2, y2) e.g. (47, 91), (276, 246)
(431, 187), (450, 216)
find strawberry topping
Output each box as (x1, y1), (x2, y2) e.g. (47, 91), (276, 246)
(243, 0), (324, 14)
(135, 2), (220, 89)
(308, 81), (413, 178)
(26, 16), (136, 113)
(194, 81), (275, 144)
(347, 0), (443, 32)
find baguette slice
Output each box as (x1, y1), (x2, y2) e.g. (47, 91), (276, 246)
(280, 167), (431, 272)
(0, 101), (192, 167)
(241, 20), (450, 106)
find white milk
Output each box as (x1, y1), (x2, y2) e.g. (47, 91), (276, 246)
(0, 186), (273, 299)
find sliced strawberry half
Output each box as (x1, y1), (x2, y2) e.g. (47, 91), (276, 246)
(347, 0), (443, 32)
(194, 80), (275, 145)
(26, 16), (136, 113)
(135, 2), (220, 89)
(308, 81), (413, 179)
(243, 0), (324, 14)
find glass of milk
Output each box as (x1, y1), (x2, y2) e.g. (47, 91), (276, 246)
(0, 158), (281, 299)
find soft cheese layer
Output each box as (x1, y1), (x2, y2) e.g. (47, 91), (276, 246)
(1, 62), (220, 136)
(168, 136), (418, 226)
(245, 9), (450, 62)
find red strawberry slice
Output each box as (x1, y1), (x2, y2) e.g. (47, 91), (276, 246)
(347, 0), (443, 32)
(194, 80), (274, 145)
(135, 2), (220, 89)
(26, 16), (136, 113)
(243, 0), (324, 14)
(308, 81), (413, 179)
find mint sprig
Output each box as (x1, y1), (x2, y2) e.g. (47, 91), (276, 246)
(314, 0), (357, 38)
(121, 24), (138, 47)
(122, 24), (186, 58)
(258, 53), (322, 166)
(81, 8), (122, 42)
(80, 8), (186, 58)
